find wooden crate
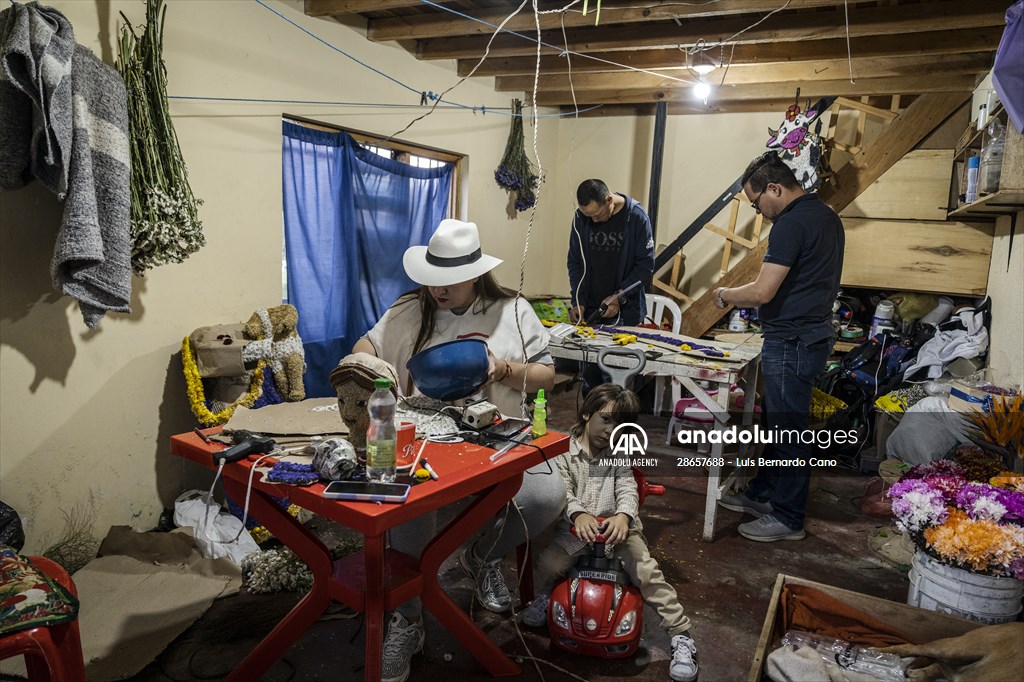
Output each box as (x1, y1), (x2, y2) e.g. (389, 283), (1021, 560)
(749, 574), (982, 682)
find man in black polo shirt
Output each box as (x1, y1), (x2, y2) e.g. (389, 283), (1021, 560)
(713, 152), (844, 542)
(567, 179), (655, 392)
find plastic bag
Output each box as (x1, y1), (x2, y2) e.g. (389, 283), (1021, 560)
(174, 490), (259, 565)
(778, 630), (905, 682)
(0, 500), (25, 551)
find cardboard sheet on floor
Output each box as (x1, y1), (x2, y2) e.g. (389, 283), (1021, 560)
(0, 528), (238, 681)
(225, 396), (346, 436)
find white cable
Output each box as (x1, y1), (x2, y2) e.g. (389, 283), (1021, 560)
(201, 451), (280, 547)
(843, 0), (854, 83)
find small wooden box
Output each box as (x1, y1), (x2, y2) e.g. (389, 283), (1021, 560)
(748, 574), (982, 682)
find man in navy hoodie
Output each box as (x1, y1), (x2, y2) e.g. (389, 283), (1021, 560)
(567, 179), (655, 392)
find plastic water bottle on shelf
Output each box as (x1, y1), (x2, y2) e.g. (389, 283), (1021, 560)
(779, 631), (905, 682)
(366, 378), (397, 482)
(979, 118), (1005, 195)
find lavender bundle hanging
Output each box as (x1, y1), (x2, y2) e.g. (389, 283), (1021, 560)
(494, 99), (539, 214)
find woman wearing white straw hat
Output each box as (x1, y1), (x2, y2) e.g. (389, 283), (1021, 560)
(352, 218), (564, 682)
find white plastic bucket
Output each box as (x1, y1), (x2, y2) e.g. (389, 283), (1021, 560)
(907, 550), (1023, 624)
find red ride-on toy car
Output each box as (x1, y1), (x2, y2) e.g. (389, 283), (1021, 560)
(548, 468), (665, 658)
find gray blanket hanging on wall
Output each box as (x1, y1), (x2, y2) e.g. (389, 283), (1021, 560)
(0, 1), (132, 329)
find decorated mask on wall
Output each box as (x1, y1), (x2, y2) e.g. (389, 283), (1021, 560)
(328, 353), (399, 449)
(765, 96), (835, 191)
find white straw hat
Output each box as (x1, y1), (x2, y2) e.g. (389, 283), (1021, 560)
(403, 219), (503, 287)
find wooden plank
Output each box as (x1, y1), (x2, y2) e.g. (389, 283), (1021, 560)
(495, 53), (993, 92)
(834, 96), (899, 121)
(305, 0), (421, 15)
(720, 199), (741, 274)
(705, 222), (756, 250)
(457, 29), (1004, 77)
(842, 218), (993, 295)
(842, 149), (954, 221)
(534, 74), (977, 106)
(652, 279), (693, 304)
(418, 1), (1007, 60)
(680, 91), (970, 337)
(370, 0), (855, 41)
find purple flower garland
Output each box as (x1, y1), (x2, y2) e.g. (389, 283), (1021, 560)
(266, 462), (318, 486)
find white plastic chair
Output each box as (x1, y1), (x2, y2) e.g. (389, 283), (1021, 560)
(645, 294), (682, 416)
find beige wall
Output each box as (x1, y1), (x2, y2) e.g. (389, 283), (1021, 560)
(986, 211), (1024, 388)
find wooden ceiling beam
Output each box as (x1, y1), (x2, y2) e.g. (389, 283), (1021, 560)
(563, 96), (918, 117)
(533, 74), (978, 105)
(496, 53), (993, 92)
(369, 0), (854, 42)
(305, 0), (427, 16)
(456, 28), (1004, 77)
(417, 1), (1006, 60)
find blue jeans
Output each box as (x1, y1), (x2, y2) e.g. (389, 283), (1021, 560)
(746, 336), (832, 530)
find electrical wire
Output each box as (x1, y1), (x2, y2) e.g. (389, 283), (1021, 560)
(166, 94), (601, 117)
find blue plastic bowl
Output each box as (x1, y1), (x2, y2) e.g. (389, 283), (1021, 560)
(406, 339), (490, 401)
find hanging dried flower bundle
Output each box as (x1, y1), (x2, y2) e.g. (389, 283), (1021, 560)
(494, 99), (540, 214)
(117, 0), (205, 275)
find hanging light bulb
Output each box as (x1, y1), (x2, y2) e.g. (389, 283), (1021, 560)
(685, 46), (718, 104)
(693, 74), (712, 102)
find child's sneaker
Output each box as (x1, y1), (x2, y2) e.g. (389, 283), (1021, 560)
(669, 633), (698, 682)
(519, 593), (550, 628)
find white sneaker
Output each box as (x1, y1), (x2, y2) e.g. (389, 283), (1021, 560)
(459, 543), (512, 613)
(520, 593), (550, 628)
(382, 612), (425, 682)
(670, 633), (699, 682)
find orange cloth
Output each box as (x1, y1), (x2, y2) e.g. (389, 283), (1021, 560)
(779, 583), (913, 648)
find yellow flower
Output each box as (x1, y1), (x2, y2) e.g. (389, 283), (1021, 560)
(181, 336), (265, 426)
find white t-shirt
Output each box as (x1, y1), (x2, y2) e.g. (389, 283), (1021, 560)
(363, 295), (552, 418)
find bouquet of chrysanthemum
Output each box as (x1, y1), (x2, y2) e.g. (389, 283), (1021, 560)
(888, 459), (1024, 579)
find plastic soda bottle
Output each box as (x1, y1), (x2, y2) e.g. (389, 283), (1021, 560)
(366, 378), (397, 482)
(531, 389), (547, 439)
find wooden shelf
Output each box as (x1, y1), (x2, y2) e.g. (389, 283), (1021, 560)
(947, 104), (1024, 219)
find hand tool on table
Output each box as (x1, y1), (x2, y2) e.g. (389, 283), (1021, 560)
(584, 280), (643, 326)
(213, 430), (276, 466)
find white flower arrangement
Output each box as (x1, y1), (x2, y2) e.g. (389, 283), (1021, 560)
(240, 548), (313, 594)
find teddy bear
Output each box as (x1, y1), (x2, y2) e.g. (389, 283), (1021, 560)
(242, 304), (306, 401)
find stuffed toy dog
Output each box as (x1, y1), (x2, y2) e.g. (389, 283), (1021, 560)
(243, 304), (306, 401)
(880, 622), (1023, 681)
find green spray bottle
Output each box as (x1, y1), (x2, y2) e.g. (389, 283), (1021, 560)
(531, 389), (547, 439)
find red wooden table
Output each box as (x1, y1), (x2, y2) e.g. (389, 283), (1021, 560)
(170, 428), (569, 682)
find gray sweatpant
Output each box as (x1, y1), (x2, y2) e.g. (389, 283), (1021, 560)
(393, 462), (565, 619)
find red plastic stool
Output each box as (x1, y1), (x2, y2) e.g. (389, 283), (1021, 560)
(0, 556), (86, 682)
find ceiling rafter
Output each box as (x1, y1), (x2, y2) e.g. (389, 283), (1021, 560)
(302, 0), (1000, 112)
(415, 0), (1006, 60)
(368, 0), (859, 42)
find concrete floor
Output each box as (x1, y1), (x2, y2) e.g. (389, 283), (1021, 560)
(130, 384), (908, 681)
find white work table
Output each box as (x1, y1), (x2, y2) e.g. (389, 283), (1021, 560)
(547, 326), (762, 541)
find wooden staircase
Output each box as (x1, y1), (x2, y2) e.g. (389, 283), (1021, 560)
(648, 92), (972, 338)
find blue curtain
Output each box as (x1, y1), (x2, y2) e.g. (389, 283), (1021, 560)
(282, 121), (453, 397)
